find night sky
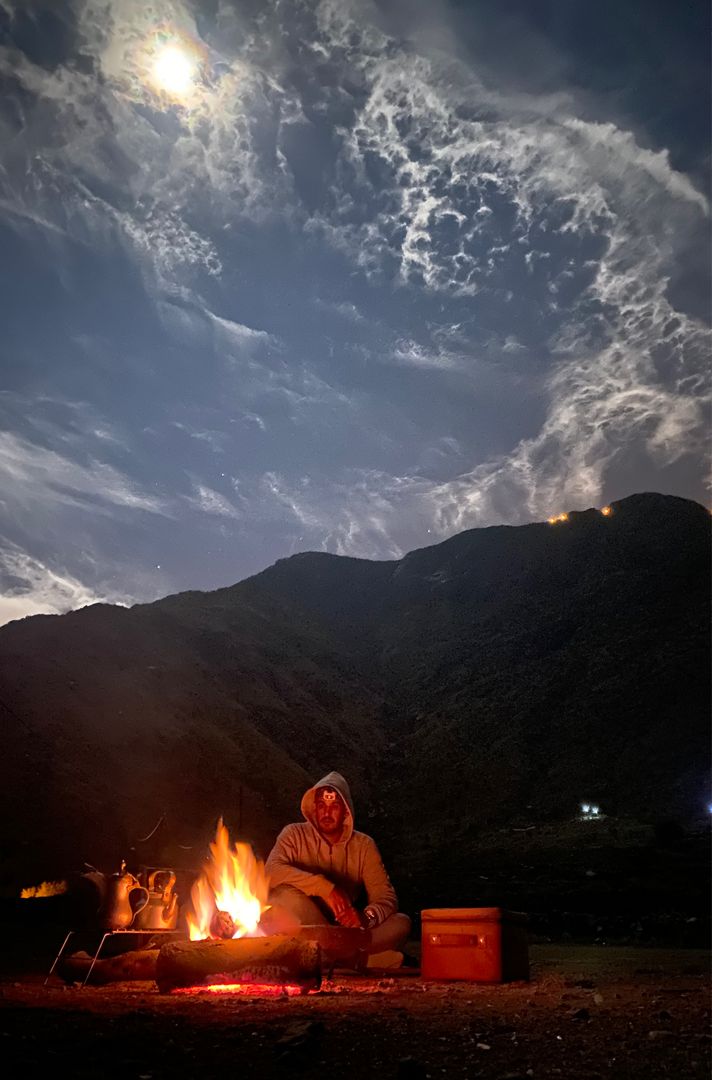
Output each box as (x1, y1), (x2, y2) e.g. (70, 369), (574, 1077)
(0, 0), (709, 624)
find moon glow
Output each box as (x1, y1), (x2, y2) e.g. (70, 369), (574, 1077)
(152, 44), (196, 97)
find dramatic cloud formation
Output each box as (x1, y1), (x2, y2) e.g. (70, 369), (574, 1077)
(0, 0), (708, 621)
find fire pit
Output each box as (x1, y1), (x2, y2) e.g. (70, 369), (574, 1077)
(156, 934), (321, 994)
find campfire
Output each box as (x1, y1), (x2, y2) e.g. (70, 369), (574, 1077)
(186, 818), (269, 942)
(162, 818), (320, 996)
(38, 819), (346, 994)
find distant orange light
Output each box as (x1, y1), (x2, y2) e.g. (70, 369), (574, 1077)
(20, 880), (68, 899)
(548, 513), (569, 525)
(600, 506), (612, 517)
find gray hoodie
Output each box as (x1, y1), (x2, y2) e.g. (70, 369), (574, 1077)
(265, 771), (398, 926)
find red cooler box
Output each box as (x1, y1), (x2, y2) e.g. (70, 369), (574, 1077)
(421, 907), (529, 982)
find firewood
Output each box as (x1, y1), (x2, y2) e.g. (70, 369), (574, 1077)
(290, 923), (369, 967)
(58, 949), (159, 985)
(155, 935), (321, 994)
(210, 909), (237, 939)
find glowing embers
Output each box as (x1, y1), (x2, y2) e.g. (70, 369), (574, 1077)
(186, 818), (270, 942)
(172, 982), (307, 997)
(600, 506), (613, 517)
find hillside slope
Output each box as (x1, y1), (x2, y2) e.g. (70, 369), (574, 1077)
(0, 493), (708, 896)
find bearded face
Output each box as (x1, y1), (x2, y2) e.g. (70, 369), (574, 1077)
(315, 788), (346, 840)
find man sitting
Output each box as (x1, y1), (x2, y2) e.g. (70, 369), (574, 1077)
(263, 771), (411, 968)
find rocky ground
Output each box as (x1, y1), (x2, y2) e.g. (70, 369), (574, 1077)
(1, 946), (709, 1078)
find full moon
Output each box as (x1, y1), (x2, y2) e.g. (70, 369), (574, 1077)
(152, 45), (196, 96)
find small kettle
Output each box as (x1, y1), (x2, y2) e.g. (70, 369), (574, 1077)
(133, 869), (178, 931)
(99, 861), (149, 930)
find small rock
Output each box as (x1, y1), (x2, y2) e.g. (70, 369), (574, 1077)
(648, 1030), (674, 1041)
(276, 1020), (325, 1050)
(572, 1007), (590, 1021)
(593, 993), (604, 1005)
(275, 1015), (326, 1058)
(476, 1042), (491, 1050)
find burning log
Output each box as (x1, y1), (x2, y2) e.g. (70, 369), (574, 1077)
(156, 934), (321, 994)
(210, 909), (237, 939)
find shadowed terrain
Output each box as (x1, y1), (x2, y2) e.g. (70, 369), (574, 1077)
(0, 492), (709, 930)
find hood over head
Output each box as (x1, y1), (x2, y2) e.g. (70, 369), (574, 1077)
(301, 771), (354, 843)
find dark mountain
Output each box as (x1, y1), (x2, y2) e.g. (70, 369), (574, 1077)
(0, 492), (709, 910)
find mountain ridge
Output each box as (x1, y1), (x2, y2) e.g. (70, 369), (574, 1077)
(0, 492), (709, 901)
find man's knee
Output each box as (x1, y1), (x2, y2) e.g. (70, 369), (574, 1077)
(385, 911), (411, 945)
(266, 885), (331, 928)
(370, 911), (411, 952)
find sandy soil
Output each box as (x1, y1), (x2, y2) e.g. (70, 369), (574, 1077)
(1, 946), (709, 1079)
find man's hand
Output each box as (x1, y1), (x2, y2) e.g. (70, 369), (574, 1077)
(361, 905), (379, 929)
(327, 886), (361, 928)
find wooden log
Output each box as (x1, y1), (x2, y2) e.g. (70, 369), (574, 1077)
(291, 924), (369, 967)
(156, 935), (321, 994)
(58, 949), (159, 985)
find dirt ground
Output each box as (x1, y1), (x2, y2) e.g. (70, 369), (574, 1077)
(1, 946), (709, 1079)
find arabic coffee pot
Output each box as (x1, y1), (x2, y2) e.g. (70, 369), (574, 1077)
(99, 861), (149, 930)
(133, 869), (178, 931)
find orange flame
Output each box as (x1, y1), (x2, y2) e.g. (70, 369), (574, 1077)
(20, 880), (68, 899)
(600, 505), (612, 517)
(547, 512), (569, 525)
(186, 818), (270, 941)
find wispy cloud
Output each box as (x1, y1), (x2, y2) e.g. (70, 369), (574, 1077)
(0, 542), (135, 627)
(188, 482), (243, 520)
(391, 339), (463, 371)
(0, 0), (707, 617)
(315, 298), (367, 323)
(257, 468), (409, 560)
(0, 429), (171, 518)
(302, 0), (710, 527)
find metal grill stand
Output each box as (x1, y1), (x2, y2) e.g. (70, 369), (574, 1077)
(45, 927), (184, 987)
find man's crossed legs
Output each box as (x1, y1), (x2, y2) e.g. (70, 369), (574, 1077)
(262, 884), (411, 967)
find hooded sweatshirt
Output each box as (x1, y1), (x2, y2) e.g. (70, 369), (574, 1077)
(265, 771), (397, 926)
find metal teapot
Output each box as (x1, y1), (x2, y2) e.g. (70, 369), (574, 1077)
(133, 869), (178, 931)
(98, 861), (149, 930)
